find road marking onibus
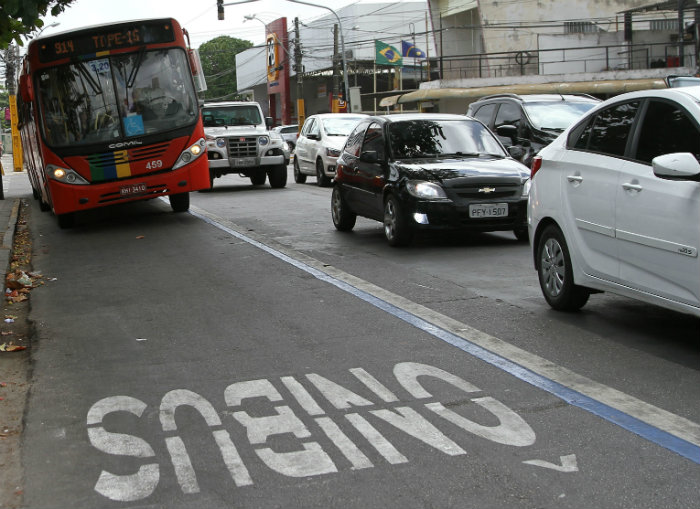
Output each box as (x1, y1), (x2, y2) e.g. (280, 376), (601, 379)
(186, 204), (700, 464)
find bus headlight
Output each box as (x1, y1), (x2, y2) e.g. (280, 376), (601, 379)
(173, 138), (206, 170)
(46, 164), (89, 185)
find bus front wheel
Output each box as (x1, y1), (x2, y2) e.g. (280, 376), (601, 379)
(57, 213), (75, 229)
(169, 192), (190, 213)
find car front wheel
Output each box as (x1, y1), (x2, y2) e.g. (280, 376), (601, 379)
(383, 195), (413, 247)
(294, 158), (307, 183)
(331, 186), (356, 231)
(268, 164), (287, 188)
(316, 159), (332, 187)
(536, 225), (590, 311)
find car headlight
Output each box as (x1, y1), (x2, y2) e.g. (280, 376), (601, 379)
(521, 178), (531, 198)
(406, 180), (448, 199)
(326, 147), (341, 158)
(258, 136), (270, 146)
(216, 138), (226, 148)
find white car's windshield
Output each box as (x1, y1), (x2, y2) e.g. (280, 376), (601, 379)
(202, 105), (262, 127)
(323, 117), (365, 136)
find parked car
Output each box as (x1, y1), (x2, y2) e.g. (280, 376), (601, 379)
(294, 113), (368, 186)
(467, 93), (600, 166)
(529, 86), (700, 317)
(331, 113), (531, 246)
(272, 124), (299, 151)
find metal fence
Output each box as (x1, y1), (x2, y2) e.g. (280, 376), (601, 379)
(437, 41), (696, 80)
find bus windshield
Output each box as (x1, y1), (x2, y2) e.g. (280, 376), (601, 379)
(37, 47), (198, 147)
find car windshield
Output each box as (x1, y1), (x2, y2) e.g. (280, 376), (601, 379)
(323, 117), (364, 136)
(202, 105), (262, 127)
(523, 101), (598, 130)
(37, 48), (198, 147)
(388, 119), (506, 159)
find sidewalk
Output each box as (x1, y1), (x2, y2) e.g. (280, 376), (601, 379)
(0, 154), (32, 285)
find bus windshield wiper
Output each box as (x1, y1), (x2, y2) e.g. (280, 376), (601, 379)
(127, 47), (145, 88)
(73, 59), (102, 96)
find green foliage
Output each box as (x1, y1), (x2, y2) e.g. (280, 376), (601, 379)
(198, 36), (253, 101)
(0, 0), (75, 48)
(0, 89), (8, 129)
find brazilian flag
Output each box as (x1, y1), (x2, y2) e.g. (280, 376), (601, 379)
(375, 40), (403, 66)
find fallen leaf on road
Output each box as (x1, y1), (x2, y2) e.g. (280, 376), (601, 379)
(0, 343), (27, 352)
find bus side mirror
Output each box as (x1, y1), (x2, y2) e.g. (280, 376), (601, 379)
(19, 75), (33, 103)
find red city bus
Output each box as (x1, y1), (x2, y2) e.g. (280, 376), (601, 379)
(17, 18), (210, 228)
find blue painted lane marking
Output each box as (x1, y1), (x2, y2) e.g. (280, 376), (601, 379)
(190, 209), (700, 465)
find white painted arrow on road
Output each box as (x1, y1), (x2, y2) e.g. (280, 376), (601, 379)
(523, 454), (579, 473)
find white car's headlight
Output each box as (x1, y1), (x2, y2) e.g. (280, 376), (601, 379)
(216, 138), (226, 148)
(326, 147), (341, 157)
(521, 178), (531, 198)
(406, 180), (448, 199)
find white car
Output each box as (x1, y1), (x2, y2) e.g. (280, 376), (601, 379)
(272, 124), (299, 151)
(294, 113), (368, 186)
(529, 86), (700, 317)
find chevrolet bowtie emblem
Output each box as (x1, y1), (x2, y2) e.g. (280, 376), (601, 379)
(479, 187), (496, 193)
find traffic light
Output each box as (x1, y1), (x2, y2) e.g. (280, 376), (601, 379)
(217, 0), (224, 20)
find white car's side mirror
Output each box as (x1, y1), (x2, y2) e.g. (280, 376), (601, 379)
(652, 152), (700, 181)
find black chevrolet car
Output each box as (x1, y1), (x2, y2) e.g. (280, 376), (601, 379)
(331, 113), (531, 246)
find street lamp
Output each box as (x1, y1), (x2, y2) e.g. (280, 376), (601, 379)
(218, 0), (352, 110)
(34, 22), (60, 38)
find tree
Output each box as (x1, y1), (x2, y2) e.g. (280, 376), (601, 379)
(198, 36), (254, 101)
(0, 0), (75, 49)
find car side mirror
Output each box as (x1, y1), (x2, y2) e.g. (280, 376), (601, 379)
(507, 145), (526, 161)
(496, 124), (518, 141)
(265, 116), (273, 128)
(307, 133), (320, 141)
(360, 150), (379, 163)
(652, 152), (700, 181)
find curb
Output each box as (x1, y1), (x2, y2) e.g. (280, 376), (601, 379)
(1, 199), (21, 285)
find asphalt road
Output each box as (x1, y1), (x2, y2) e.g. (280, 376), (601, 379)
(11, 166), (700, 508)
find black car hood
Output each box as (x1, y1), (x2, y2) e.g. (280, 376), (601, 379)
(393, 157), (530, 187)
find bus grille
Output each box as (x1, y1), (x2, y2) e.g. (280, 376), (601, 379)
(129, 142), (170, 161)
(227, 137), (258, 158)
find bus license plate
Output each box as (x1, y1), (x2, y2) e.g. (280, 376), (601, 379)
(469, 203), (508, 218)
(120, 183), (147, 196)
(231, 157), (256, 167)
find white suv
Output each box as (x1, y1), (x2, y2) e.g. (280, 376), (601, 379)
(529, 86), (700, 317)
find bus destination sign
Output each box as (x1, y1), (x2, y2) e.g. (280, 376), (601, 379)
(38, 22), (176, 62)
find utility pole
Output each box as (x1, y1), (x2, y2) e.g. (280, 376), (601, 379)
(332, 24), (340, 113)
(5, 44), (23, 173)
(294, 17), (305, 129)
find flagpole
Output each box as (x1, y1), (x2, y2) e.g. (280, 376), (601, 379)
(373, 61), (377, 115)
